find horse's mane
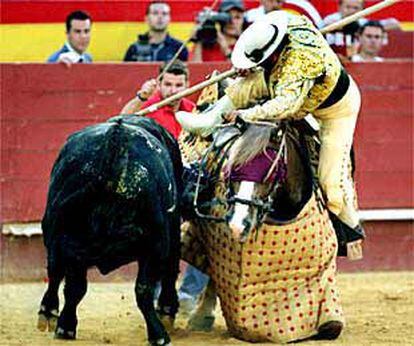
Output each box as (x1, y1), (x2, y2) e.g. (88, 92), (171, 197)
(226, 125), (273, 171)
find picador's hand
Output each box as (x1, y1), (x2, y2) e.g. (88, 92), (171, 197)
(222, 110), (240, 123)
(235, 67), (255, 77)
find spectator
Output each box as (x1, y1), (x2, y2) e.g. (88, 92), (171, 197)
(320, 0), (400, 61)
(123, 1), (188, 62)
(352, 21), (385, 62)
(121, 60), (193, 138)
(191, 0), (247, 62)
(320, 0), (365, 60)
(47, 10), (92, 65)
(246, 0), (321, 26)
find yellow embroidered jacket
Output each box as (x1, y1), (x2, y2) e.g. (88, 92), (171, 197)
(226, 13), (342, 121)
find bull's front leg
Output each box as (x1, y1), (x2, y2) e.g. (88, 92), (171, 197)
(136, 259), (171, 346)
(55, 264), (88, 339)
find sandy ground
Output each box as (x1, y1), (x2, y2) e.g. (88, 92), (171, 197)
(0, 272), (413, 346)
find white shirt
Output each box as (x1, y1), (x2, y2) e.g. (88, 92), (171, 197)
(351, 54), (384, 62)
(58, 42), (89, 63)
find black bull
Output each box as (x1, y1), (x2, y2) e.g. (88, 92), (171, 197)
(38, 116), (183, 346)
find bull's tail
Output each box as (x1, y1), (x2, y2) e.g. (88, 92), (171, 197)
(99, 118), (125, 184)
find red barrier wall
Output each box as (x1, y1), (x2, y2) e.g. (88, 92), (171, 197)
(381, 31), (413, 58)
(1, 220), (412, 281)
(1, 61), (413, 224)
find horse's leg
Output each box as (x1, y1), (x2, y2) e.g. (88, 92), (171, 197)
(157, 214), (180, 331)
(38, 250), (64, 332)
(136, 259), (171, 346)
(187, 279), (217, 332)
(55, 263), (87, 339)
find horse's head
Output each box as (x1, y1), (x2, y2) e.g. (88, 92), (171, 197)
(222, 122), (284, 241)
(222, 120), (313, 242)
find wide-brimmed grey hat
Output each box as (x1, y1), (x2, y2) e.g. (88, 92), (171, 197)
(231, 10), (288, 69)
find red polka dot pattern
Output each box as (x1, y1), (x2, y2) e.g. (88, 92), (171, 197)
(181, 167), (345, 343)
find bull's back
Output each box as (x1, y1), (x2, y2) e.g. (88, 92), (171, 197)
(42, 119), (177, 245)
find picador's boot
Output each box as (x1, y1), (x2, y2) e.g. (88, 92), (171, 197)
(314, 321), (344, 340)
(328, 211), (365, 257)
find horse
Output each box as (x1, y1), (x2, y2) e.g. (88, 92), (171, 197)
(38, 116), (183, 346)
(179, 89), (345, 343)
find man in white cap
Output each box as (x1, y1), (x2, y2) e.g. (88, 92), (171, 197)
(176, 11), (364, 257)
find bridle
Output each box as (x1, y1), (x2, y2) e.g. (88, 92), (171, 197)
(192, 118), (288, 226)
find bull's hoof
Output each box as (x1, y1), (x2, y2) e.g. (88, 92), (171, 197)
(54, 327), (76, 340)
(315, 321), (343, 340)
(148, 337), (171, 346)
(187, 313), (215, 332)
(37, 307), (59, 332)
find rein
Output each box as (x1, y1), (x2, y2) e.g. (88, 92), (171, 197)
(263, 130), (287, 183)
(263, 124), (320, 225)
(245, 127), (289, 224)
(193, 119), (290, 224)
(193, 127), (241, 222)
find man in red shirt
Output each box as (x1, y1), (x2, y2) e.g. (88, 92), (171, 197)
(121, 60), (195, 139)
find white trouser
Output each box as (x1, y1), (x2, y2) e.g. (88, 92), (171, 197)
(314, 77), (361, 228)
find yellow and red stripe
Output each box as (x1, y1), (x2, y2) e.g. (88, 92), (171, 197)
(2, 0), (413, 62)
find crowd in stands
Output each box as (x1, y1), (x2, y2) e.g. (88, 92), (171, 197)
(48, 0), (402, 66)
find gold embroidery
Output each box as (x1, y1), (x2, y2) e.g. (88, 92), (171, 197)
(226, 13), (341, 121)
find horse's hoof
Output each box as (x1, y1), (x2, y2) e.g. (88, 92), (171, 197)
(54, 327), (76, 340)
(316, 321), (343, 340)
(159, 315), (175, 332)
(187, 314), (215, 332)
(148, 337), (171, 346)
